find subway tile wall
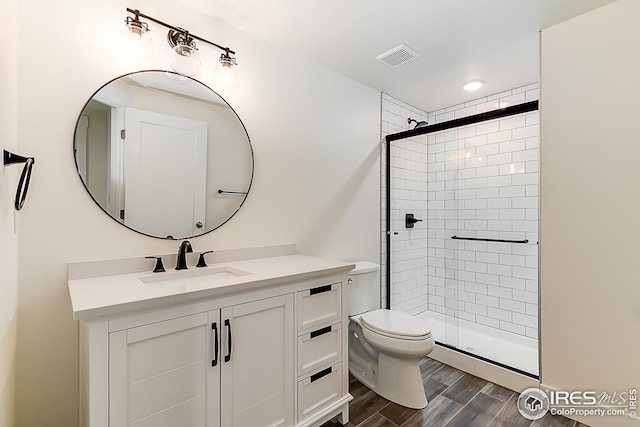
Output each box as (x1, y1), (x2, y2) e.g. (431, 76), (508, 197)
(381, 95), (429, 313)
(381, 83), (539, 339)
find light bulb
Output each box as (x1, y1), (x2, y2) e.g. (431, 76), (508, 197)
(126, 18), (153, 59)
(213, 53), (239, 88)
(169, 43), (202, 77)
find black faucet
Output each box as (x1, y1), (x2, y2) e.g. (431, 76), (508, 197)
(176, 240), (193, 270)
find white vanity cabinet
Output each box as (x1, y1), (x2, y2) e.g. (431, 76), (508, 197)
(71, 255), (353, 427)
(295, 283), (345, 422)
(107, 295), (293, 427)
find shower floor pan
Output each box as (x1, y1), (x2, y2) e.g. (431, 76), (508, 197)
(416, 310), (538, 376)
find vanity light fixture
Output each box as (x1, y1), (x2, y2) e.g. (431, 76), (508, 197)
(214, 50), (239, 88)
(125, 10), (153, 58)
(125, 8), (239, 82)
(167, 29), (202, 77)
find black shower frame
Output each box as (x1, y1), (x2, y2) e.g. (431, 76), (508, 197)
(384, 100), (539, 378)
(384, 100), (539, 309)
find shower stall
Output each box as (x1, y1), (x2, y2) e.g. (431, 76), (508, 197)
(383, 95), (539, 377)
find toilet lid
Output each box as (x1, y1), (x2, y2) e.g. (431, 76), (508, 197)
(360, 309), (432, 340)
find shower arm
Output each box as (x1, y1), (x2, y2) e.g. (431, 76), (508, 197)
(407, 118), (428, 129)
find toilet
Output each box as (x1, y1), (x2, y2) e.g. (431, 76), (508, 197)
(348, 262), (434, 409)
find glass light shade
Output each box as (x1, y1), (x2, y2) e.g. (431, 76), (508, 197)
(170, 44), (202, 77)
(126, 21), (153, 59)
(213, 61), (239, 88)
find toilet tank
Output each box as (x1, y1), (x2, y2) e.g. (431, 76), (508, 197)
(347, 262), (380, 316)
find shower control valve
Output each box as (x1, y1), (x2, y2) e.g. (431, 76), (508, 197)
(405, 213), (423, 228)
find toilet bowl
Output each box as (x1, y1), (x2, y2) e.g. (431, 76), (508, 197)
(347, 263), (434, 409)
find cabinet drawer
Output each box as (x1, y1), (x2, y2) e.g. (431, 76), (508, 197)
(297, 363), (342, 422)
(297, 322), (342, 377)
(296, 283), (341, 331)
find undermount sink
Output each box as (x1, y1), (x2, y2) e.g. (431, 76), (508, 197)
(139, 266), (251, 287)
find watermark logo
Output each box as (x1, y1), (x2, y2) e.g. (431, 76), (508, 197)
(518, 387), (637, 420)
(518, 388), (550, 420)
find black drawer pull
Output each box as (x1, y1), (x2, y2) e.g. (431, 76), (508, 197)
(310, 367), (333, 383)
(224, 319), (232, 363)
(211, 322), (219, 367)
(310, 285), (332, 295)
(310, 326), (332, 339)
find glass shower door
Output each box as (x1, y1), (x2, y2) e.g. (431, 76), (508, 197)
(444, 114), (540, 375)
(441, 128), (461, 350)
(387, 105), (539, 376)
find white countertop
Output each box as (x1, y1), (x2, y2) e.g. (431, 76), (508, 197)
(68, 254), (355, 321)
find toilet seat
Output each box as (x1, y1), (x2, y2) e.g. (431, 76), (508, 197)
(361, 309), (432, 341)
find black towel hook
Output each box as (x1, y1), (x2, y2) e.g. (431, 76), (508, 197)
(3, 150), (35, 211)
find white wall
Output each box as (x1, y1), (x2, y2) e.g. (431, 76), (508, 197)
(0, 0), (19, 425)
(15, 1), (380, 425)
(541, 1), (640, 426)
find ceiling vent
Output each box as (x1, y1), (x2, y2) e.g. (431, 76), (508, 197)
(375, 44), (419, 68)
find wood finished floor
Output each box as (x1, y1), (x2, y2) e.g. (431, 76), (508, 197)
(321, 357), (590, 427)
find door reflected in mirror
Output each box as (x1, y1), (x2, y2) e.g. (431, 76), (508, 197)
(74, 70), (253, 239)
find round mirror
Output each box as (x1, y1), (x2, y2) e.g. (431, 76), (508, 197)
(73, 70), (253, 239)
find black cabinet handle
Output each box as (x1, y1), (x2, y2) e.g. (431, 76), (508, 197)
(224, 319), (232, 363)
(310, 326), (332, 339)
(211, 322), (219, 367)
(310, 367), (333, 383)
(310, 284), (332, 295)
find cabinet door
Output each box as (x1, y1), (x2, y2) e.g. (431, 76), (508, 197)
(110, 312), (220, 427)
(220, 295), (294, 427)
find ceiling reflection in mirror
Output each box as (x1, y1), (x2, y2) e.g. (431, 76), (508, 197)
(73, 70), (253, 239)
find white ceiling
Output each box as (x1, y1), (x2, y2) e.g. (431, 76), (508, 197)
(176, 0), (615, 112)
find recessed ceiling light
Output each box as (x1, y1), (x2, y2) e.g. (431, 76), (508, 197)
(463, 80), (484, 92)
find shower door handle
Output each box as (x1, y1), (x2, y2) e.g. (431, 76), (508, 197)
(405, 213), (422, 228)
